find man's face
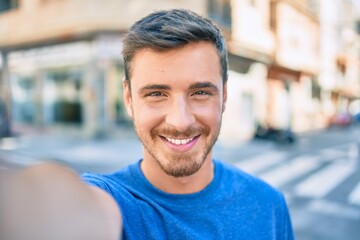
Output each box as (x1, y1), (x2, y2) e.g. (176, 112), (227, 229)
(123, 42), (227, 178)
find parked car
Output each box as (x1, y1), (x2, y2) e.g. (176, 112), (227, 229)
(253, 125), (296, 144)
(328, 111), (353, 127)
(353, 112), (360, 124)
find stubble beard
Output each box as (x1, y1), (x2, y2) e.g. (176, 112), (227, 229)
(134, 121), (222, 178)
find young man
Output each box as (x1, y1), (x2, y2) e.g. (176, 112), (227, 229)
(0, 9), (293, 240)
(82, 9), (294, 239)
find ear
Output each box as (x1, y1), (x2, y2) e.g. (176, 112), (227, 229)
(222, 82), (227, 113)
(122, 78), (134, 118)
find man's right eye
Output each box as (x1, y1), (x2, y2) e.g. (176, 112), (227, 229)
(146, 92), (165, 97)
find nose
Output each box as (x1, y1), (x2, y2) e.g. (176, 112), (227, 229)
(165, 96), (195, 132)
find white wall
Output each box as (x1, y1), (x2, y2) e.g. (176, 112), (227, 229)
(219, 63), (268, 146)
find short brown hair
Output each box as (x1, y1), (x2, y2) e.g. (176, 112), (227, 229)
(122, 9), (228, 83)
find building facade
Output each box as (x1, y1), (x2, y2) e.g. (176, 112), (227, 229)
(213, 0), (275, 144)
(318, 0), (360, 121)
(0, 0), (207, 136)
(1, 0), (358, 140)
(217, 0), (322, 144)
(268, 0), (321, 132)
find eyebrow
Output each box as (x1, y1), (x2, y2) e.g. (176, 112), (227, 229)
(138, 84), (171, 94)
(189, 81), (219, 92)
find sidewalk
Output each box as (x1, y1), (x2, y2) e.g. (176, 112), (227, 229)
(0, 126), (139, 171)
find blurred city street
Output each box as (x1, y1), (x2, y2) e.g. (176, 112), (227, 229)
(1, 125), (360, 240)
(0, 0), (360, 239)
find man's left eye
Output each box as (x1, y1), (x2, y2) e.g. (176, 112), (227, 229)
(193, 91), (209, 95)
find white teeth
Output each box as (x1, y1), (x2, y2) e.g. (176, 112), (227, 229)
(165, 137), (194, 145)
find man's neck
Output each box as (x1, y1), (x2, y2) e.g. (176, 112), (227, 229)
(140, 155), (214, 194)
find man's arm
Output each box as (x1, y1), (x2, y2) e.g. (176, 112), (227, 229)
(0, 163), (121, 240)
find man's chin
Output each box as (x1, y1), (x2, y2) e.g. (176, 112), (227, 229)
(162, 167), (201, 178)
(158, 158), (204, 178)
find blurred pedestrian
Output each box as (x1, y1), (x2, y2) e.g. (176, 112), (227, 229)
(0, 9), (294, 240)
(0, 98), (10, 138)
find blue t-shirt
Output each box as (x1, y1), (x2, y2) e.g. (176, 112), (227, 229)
(82, 160), (294, 240)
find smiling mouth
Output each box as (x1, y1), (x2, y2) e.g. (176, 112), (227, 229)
(161, 136), (199, 145)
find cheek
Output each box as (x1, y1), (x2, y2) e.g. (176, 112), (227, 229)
(133, 103), (165, 131)
(192, 101), (223, 124)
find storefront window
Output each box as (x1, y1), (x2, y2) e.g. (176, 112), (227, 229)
(11, 75), (37, 124)
(44, 68), (83, 125)
(105, 63), (131, 126)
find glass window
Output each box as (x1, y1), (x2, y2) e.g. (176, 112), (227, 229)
(113, 64), (132, 125)
(44, 68), (83, 125)
(208, 0), (232, 29)
(11, 75), (38, 124)
(311, 79), (321, 99)
(0, 0), (19, 13)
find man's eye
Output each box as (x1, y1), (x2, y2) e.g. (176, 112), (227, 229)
(147, 92), (164, 97)
(193, 90), (209, 95)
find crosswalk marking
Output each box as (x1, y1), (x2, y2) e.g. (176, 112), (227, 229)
(348, 182), (360, 206)
(0, 137), (17, 150)
(235, 148), (360, 206)
(259, 155), (320, 188)
(308, 199), (360, 220)
(295, 160), (356, 198)
(319, 149), (346, 160)
(234, 151), (287, 174)
(348, 143), (359, 160)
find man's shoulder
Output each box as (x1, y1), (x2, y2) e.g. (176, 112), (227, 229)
(81, 160), (140, 193)
(215, 160), (284, 200)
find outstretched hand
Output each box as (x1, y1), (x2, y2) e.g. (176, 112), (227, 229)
(0, 163), (121, 240)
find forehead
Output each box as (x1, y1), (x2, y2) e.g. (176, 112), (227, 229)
(129, 42), (222, 88)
